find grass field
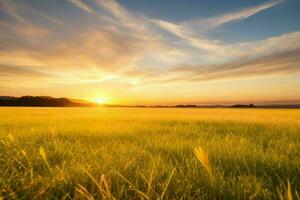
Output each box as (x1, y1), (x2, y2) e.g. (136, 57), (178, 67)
(0, 108), (300, 199)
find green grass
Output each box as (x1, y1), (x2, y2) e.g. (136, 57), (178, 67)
(0, 107), (300, 199)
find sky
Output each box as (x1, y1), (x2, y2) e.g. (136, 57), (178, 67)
(0, 0), (300, 105)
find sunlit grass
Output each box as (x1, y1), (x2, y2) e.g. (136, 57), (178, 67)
(0, 108), (300, 199)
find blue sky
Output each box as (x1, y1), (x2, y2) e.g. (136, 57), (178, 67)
(120, 0), (300, 40)
(0, 0), (299, 104)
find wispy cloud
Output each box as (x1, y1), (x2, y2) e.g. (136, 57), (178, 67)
(95, 0), (143, 31)
(66, 0), (94, 13)
(0, 0), (61, 24)
(151, 0), (285, 58)
(184, 0), (284, 32)
(0, 0), (183, 87)
(151, 19), (221, 51)
(0, 0), (23, 21)
(171, 48), (300, 82)
(128, 47), (300, 92)
(0, 64), (48, 77)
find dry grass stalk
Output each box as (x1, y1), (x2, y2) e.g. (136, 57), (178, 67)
(193, 147), (212, 176)
(287, 180), (293, 200)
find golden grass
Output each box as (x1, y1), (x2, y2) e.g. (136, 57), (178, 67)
(0, 107), (300, 199)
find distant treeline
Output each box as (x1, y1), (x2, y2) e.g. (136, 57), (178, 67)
(105, 103), (300, 109)
(0, 96), (95, 107)
(0, 96), (299, 108)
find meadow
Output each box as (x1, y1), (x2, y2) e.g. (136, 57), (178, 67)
(0, 107), (299, 200)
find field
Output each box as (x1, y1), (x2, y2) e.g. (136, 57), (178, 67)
(0, 108), (300, 199)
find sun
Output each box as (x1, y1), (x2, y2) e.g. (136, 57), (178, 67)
(93, 97), (107, 104)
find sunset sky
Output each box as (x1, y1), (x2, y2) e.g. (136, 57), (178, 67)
(0, 0), (300, 105)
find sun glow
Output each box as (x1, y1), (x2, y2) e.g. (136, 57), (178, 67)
(93, 97), (107, 104)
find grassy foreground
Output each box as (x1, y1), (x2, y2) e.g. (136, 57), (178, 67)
(0, 108), (300, 200)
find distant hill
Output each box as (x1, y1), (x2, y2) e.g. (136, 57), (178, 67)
(0, 96), (96, 107)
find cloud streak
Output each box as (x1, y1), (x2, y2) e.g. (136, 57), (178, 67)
(172, 48), (300, 82)
(0, 64), (48, 77)
(151, 0), (285, 62)
(66, 0), (94, 13)
(185, 0), (284, 32)
(0, 0), (61, 24)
